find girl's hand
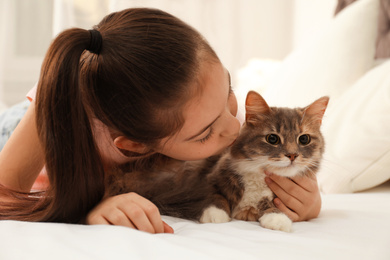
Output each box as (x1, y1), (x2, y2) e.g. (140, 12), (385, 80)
(86, 192), (174, 234)
(265, 171), (321, 222)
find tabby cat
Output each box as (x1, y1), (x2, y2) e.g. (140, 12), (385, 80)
(106, 91), (329, 232)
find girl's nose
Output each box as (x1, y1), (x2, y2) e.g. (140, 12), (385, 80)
(220, 114), (240, 138)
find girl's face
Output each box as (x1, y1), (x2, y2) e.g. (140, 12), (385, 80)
(156, 61), (241, 160)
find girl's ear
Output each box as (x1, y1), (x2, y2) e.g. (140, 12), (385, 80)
(114, 136), (150, 154)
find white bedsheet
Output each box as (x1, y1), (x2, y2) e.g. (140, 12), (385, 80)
(1, 182), (389, 260)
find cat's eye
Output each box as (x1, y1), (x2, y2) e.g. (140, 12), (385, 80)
(299, 134), (311, 145)
(266, 134), (280, 145)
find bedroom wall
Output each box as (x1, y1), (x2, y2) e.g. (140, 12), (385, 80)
(0, 0), (53, 107)
(0, 0), (337, 106)
(293, 0), (337, 49)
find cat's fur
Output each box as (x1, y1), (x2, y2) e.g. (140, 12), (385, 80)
(106, 91), (329, 232)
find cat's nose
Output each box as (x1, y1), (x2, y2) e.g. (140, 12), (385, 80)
(285, 153), (299, 162)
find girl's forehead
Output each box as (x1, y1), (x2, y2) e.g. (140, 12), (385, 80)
(190, 60), (227, 99)
(186, 61), (227, 107)
(179, 62), (229, 136)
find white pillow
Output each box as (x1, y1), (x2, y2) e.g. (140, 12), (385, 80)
(317, 60), (390, 193)
(235, 59), (281, 114)
(263, 0), (379, 108)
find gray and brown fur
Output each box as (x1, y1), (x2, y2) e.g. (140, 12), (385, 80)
(200, 91), (328, 231)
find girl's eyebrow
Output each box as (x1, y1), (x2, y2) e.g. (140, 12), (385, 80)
(185, 70), (231, 142)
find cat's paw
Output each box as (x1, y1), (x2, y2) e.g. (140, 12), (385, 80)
(199, 206), (231, 223)
(259, 212), (292, 232)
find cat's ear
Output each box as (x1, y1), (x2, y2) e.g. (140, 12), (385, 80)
(302, 96), (329, 126)
(245, 91), (270, 124)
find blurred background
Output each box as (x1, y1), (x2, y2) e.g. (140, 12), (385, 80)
(0, 0), (337, 107)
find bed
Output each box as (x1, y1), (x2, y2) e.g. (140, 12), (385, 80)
(1, 0), (390, 259)
(1, 181), (389, 259)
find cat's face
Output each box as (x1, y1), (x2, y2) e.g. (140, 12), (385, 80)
(231, 91), (329, 177)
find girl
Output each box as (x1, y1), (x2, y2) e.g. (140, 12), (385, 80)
(0, 8), (321, 234)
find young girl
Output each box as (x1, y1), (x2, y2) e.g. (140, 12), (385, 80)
(0, 8), (321, 234)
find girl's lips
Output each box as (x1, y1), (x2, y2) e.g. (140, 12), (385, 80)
(228, 139), (237, 147)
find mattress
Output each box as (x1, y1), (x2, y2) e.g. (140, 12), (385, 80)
(1, 181), (389, 260)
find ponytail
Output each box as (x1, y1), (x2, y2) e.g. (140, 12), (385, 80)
(0, 29), (105, 223)
(34, 28), (105, 223)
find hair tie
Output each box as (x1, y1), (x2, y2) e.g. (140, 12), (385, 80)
(87, 29), (103, 54)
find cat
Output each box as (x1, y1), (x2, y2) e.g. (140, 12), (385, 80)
(106, 90), (329, 232)
(198, 91), (329, 232)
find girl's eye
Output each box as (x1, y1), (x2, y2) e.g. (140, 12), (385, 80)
(266, 134), (280, 145)
(299, 134), (311, 145)
(197, 128), (214, 144)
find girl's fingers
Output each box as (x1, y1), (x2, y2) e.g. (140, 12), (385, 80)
(119, 202), (156, 233)
(290, 174), (318, 192)
(104, 208), (136, 229)
(140, 203), (165, 234)
(163, 221), (174, 234)
(266, 176), (302, 209)
(265, 172), (322, 221)
(265, 174), (304, 203)
(273, 197), (299, 222)
(87, 214), (110, 225)
(126, 193), (165, 234)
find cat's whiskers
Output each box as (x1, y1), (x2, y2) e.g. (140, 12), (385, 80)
(318, 157), (348, 173)
(306, 157), (321, 168)
(302, 165), (317, 176)
(302, 159), (320, 167)
(298, 159), (320, 173)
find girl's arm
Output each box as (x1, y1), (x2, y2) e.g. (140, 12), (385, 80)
(265, 171), (321, 222)
(0, 102), (44, 191)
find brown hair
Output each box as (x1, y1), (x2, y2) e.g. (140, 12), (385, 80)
(0, 8), (218, 223)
